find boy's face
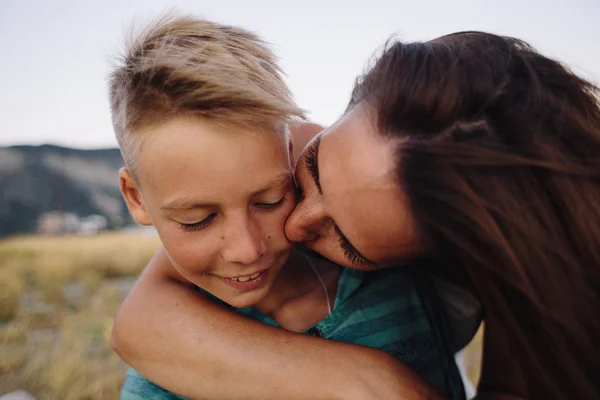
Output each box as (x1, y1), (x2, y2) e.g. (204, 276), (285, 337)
(121, 117), (296, 308)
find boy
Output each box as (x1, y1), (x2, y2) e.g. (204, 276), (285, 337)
(109, 15), (465, 400)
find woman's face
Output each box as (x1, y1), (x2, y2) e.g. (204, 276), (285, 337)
(285, 104), (424, 269)
(127, 117), (296, 308)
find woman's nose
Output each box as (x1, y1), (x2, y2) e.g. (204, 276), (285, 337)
(285, 198), (327, 243)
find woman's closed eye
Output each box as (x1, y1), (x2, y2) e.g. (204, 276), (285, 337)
(295, 185), (304, 201)
(335, 225), (378, 268)
(303, 140), (320, 192)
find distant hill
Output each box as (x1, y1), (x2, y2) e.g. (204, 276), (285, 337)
(0, 144), (132, 237)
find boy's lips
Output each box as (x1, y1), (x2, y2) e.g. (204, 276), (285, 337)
(219, 269), (270, 291)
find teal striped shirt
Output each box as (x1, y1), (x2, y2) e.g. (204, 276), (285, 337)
(122, 266), (465, 399)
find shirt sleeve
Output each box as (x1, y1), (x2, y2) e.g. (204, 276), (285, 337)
(121, 368), (188, 400)
(431, 275), (483, 352)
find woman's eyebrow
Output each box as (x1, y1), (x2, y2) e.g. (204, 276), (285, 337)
(304, 137), (322, 194)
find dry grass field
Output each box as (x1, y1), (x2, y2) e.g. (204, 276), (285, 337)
(0, 232), (482, 399)
(0, 232), (161, 399)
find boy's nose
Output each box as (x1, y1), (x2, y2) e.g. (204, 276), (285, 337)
(221, 217), (266, 265)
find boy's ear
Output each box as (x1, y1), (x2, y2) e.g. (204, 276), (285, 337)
(119, 168), (153, 226)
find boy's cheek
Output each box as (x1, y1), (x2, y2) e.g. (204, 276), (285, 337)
(152, 222), (194, 265)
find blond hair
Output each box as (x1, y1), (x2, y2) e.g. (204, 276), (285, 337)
(109, 14), (304, 174)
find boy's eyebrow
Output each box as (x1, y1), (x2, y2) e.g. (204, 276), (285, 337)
(251, 172), (293, 197)
(160, 171), (292, 211)
(160, 198), (215, 212)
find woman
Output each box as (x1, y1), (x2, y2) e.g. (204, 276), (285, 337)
(113, 31), (600, 399)
(110, 15), (465, 400)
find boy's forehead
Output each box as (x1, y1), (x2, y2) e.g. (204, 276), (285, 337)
(135, 117), (292, 195)
(137, 115), (289, 154)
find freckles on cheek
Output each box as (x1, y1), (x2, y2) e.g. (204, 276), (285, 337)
(162, 231), (212, 270)
(267, 206), (295, 240)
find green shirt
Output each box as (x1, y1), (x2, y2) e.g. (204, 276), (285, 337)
(122, 266), (465, 399)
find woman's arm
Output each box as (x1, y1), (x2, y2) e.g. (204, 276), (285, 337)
(111, 248), (443, 400)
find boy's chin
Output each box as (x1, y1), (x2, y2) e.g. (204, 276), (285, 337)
(221, 286), (270, 309)
(225, 294), (264, 309)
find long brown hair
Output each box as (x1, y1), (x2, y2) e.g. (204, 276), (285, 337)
(356, 32), (600, 398)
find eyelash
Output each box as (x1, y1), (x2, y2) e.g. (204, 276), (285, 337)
(303, 143), (319, 186)
(335, 226), (375, 268)
(180, 214), (216, 232)
(179, 196), (288, 232)
(295, 185), (304, 201)
(255, 196), (287, 210)
(303, 142), (373, 267)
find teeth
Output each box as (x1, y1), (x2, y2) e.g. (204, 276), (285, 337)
(228, 271), (261, 282)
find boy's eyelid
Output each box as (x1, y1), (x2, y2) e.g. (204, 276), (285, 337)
(255, 194), (288, 209)
(176, 211), (216, 224)
(251, 179), (293, 203)
(257, 197), (283, 206)
(179, 213), (216, 231)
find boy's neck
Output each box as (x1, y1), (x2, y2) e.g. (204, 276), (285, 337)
(253, 248), (341, 333)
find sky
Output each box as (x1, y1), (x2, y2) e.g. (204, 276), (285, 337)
(1, 0), (599, 149)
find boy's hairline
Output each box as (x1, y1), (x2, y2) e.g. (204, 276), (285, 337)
(110, 14), (302, 180)
(126, 113), (293, 185)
